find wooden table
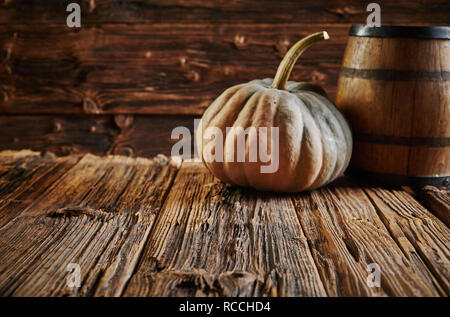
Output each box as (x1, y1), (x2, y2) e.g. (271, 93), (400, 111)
(0, 150), (448, 297)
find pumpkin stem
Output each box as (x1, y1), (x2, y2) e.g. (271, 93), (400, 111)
(270, 31), (330, 90)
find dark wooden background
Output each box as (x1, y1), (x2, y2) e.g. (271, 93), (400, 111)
(1, 0), (449, 157)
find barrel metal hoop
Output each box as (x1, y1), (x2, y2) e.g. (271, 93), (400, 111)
(340, 67), (450, 82)
(347, 169), (450, 187)
(354, 135), (450, 147)
(349, 24), (450, 39)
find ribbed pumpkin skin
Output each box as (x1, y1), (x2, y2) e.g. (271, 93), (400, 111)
(197, 78), (352, 192)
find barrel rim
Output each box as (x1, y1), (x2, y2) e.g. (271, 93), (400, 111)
(347, 169), (450, 187)
(349, 24), (450, 39)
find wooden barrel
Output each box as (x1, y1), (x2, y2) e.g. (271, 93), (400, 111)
(337, 25), (450, 187)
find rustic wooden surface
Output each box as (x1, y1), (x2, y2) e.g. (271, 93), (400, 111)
(0, 150), (448, 297)
(1, 1), (449, 157)
(419, 186), (450, 227)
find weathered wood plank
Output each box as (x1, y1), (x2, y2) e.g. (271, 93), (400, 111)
(1, 0), (448, 25)
(417, 186), (450, 227)
(292, 179), (444, 296)
(0, 151), (81, 228)
(0, 115), (196, 158)
(0, 149), (40, 162)
(0, 24), (344, 115)
(0, 153), (181, 296)
(124, 162), (327, 297)
(0, 150), (41, 179)
(0, 151), (447, 297)
(2, 1), (447, 121)
(0, 151), (46, 201)
(364, 187), (450, 295)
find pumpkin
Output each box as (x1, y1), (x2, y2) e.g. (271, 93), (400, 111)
(196, 32), (352, 192)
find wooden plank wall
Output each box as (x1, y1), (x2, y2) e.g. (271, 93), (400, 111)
(1, 0), (449, 157)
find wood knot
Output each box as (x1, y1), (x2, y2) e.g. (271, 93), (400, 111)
(233, 34), (247, 49)
(311, 70), (326, 82)
(184, 70), (200, 82)
(326, 6), (359, 17)
(223, 66), (233, 76)
(112, 145), (135, 157)
(154, 154), (169, 165)
(87, 0), (96, 12)
(1, 47), (10, 63)
(114, 114), (134, 130)
(274, 38), (290, 57)
(179, 56), (187, 67)
(59, 145), (80, 155)
(52, 120), (62, 133)
(82, 97), (101, 114)
(216, 25), (226, 35)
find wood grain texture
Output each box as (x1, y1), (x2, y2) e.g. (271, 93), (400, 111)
(1, 1), (449, 158)
(0, 151), (448, 297)
(292, 179), (444, 296)
(337, 36), (450, 178)
(0, 24), (344, 115)
(418, 186), (450, 227)
(124, 161), (327, 296)
(0, 115), (196, 158)
(0, 151), (81, 227)
(364, 187), (450, 295)
(0, 152), (181, 296)
(1, 0), (449, 25)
